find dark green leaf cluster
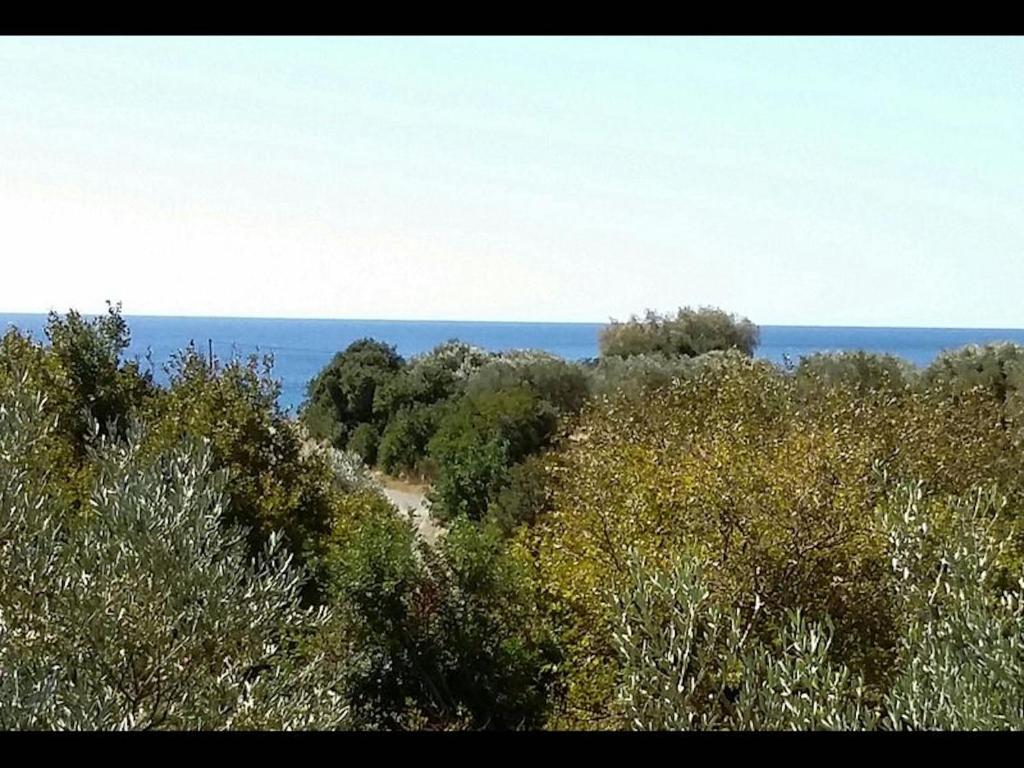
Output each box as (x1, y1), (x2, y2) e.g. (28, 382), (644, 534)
(325, 507), (559, 729)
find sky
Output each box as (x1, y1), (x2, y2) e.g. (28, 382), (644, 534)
(1, 36), (1022, 327)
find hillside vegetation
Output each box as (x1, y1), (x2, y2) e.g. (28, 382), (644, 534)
(2, 304), (1023, 730)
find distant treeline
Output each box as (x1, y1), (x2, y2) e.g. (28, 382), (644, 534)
(300, 305), (1024, 537)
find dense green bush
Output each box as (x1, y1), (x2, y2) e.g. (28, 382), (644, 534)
(585, 349), (741, 400)
(612, 552), (875, 731)
(0, 336), (89, 510)
(486, 455), (551, 536)
(302, 339), (505, 483)
(305, 339), (585, 501)
(347, 422), (381, 465)
(302, 338), (404, 446)
(372, 340), (491, 424)
(324, 502), (559, 729)
(301, 438), (382, 496)
(0, 383), (348, 730)
(599, 306), (759, 359)
(427, 387), (559, 522)
(369, 346), (585, 487)
(376, 403), (448, 477)
(8, 303), (1024, 731)
(40, 302), (155, 444)
(0, 309), (377, 598)
(466, 355), (590, 418)
(923, 342), (1024, 399)
(923, 343), (1024, 437)
(880, 485), (1024, 730)
(141, 348), (339, 588)
(300, 396), (346, 448)
(0, 304), (156, 508)
(1, 311), (568, 731)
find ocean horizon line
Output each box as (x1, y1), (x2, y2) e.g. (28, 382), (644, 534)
(2, 311), (1023, 334)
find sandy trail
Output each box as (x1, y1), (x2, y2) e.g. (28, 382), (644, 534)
(378, 479), (440, 545)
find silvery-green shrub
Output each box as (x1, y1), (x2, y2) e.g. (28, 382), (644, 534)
(611, 552), (752, 730)
(880, 485), (1024, 730)
(612, 552), (871, 731)
(0, 379), (349, 730)
(611, 486), (1024, 731)
(730, 611), (875, 731)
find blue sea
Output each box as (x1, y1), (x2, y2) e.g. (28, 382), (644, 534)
(4, 314), (1024, 413)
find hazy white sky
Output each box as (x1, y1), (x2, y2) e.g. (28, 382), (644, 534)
(1, 36), (1022, 326)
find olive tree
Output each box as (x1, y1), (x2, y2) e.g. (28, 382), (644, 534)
(0, 378), (349, 730)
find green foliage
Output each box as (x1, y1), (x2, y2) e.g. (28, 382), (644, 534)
(141, 347), (338, 587)
(315, 444), (382, 495)
(794, 351), (918, 395)
(586, 353), (691, 400)
(923, 343), (1024, 437)
(613, 551), (876, 731)
(0, 384), (348, 730)
(429, 437), (510, 524)
(486, 455), (551, 535)
(0, 337), (87, 510)
(40, 302), (155, 442)
(305, 339), (500, 482)
(307, 339), (582, 508)
(730, 610), (876, 730)
(434, 386), (558, 468)
(347, 422), (380, 465)
(434, 518), (561, 728)
(610, 487), (1024, 731)
(466, 356), (590, 418)
(526, 353), (1023, 725)
(372, 340), (490, 423)
(376, 403), (448, 477)
(302, 338), (404, 446)
(1, 303), (152, 438)
(325, 502), (559, 729)
(427, 387), (558, 522)
(611, 552), (751, 730)
(599, 306), (759, 359)
(585, 349), (741, 400)
(9, 303), (1024, 731)
(880, 486), (1024, 730)
(0, 303), (156, 511)
(300, 396), (345, 448)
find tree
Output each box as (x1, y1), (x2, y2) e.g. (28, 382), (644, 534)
(486, 455), (551, 535)
(610, 486), (1024, 731)
(880, 485), (1024, 730)
(427, 387), (558, 522)
(466, 356), (590, 418)
(794, 351), (918, 395)
(524, 354), (1022, 726)
(377, 403), (448, 478)
(0, 302), (155, 453)
(302, 339), (405, 447)
(922, 342), (1024, 438)
(599, 306), (759, 359)
(325, 503), (559, 730)
(372, 340), (492, 423)
(141, 347), (339, 592)
(0, 382), (348, 730)
(347, 422), (381, 465)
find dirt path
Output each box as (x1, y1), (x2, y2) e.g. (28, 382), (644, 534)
(376, 475), (440, 545)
